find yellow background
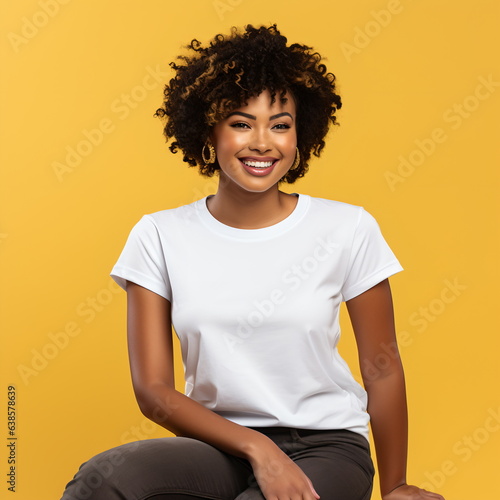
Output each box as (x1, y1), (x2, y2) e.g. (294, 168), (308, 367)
(1, 0), (499, 498)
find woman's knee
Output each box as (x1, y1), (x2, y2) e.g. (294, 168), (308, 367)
(60, 441), (142, 499)
(60, 437), (251, 500)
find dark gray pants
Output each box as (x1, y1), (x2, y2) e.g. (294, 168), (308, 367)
(60, 427), (374, 500)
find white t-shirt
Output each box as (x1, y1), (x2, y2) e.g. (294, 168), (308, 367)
(110, 193), (403, 440)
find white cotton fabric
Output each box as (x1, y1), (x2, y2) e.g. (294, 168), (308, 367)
(110, 194), (403, 441)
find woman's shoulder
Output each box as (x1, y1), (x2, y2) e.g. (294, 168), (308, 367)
(140, 197), (204, 227)
(303, 193), (365, 221)
(300, 194), (389, 238)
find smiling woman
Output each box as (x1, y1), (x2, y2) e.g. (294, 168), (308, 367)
(59, 24), (445, 500)
(212, 91), (297, 184)
(154, 24), (342, 184)
(205, 90), (300, 227)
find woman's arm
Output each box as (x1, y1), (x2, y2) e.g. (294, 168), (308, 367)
(346, 279), (445, 500)
(125, 280), (319, 500)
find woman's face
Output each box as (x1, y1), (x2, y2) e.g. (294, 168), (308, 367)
(211, 89), (297, 194)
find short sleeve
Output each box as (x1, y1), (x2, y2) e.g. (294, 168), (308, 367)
(341, 208), (403, 301)
(110, 215), (172, 301)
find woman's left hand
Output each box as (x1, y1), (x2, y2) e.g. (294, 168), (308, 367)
(383, 483), (445, 500)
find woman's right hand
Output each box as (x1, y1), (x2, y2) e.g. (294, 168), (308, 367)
(247, 437), (320, 500)
(126, 283), (318, 499)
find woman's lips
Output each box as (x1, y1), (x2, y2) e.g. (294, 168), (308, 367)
(239, 158), (278, 176)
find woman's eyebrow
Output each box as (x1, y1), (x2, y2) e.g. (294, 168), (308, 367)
(227, 111), (256, 120)
(270, 112), (293, 121)
(226, 111), (294, 121)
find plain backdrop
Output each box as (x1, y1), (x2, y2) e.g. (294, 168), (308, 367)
(1, 1), (499, 498)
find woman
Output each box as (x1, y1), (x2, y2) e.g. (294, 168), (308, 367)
(61, 25), (445, 500)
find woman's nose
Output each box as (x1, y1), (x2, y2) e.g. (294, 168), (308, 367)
(248, 129), (272, 153)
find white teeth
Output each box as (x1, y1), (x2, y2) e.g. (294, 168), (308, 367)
(242, 160), (274, 168)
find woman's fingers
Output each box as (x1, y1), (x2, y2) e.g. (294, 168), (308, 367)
(383, 484), (445, 500)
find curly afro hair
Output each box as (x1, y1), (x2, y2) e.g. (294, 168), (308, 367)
(154, 24), (342, 184)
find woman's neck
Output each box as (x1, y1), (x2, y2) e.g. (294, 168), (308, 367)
(206, 181), (298, 230)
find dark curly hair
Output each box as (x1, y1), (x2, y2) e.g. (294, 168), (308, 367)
(154, 24), (342, 183)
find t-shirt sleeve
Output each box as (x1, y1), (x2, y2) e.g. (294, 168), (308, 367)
(110, 215), (172, 302)
(341, 208), (403, 301)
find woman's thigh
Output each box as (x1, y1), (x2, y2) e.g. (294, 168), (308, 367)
(60, 437), (253, 500)
(234, 428), (374, 500)
(290, 429), (375, 500)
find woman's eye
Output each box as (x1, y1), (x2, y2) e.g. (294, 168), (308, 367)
(273, 123), (291, 130)
(230, 122), (250, 129)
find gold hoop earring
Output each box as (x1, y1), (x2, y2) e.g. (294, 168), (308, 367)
(202, 142), (216, 166)
(290, 147), (300, 171)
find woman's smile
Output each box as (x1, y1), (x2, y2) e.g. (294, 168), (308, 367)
(211, 89), (297, 193)
(239, 156), (279, 176)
